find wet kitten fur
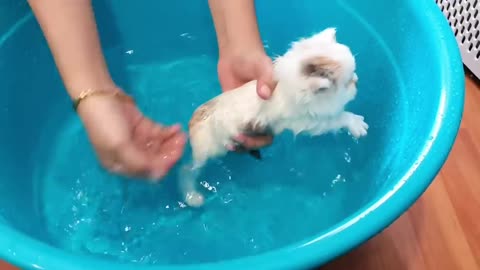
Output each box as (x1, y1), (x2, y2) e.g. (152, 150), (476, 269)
(180, 28), (368, 207)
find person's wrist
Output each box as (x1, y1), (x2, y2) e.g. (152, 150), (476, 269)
(73, 83), (128, 121)
(221, 43), (266, 61)
(64, 71), (117, 98)
(217, 31), (265, 58)
(74, 86), (134, 153)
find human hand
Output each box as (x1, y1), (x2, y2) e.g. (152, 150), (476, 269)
(76, 88), (187, 180)
(217, 50), (277, 151)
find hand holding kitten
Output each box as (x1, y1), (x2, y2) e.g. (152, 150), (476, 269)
(217, 50), (278, 152)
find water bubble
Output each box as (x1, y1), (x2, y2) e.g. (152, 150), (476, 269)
(263, 39), (270, 49)
(201, 181), (218, 193)
(331, 174), (345, 187)
(178, 201), (187, 208)
(179, 33), (196, 40)
(344, 152), (352, 163)
(80, 218), (92, 224)
(222, 193), (234, 204)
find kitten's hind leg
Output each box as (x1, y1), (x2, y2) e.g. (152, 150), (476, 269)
(178, 162), (205, 208)
(238, 121), (273, 160)
(248, 149), (262, 160)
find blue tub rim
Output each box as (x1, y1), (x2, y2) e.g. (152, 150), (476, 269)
(0, 0), (465, 269)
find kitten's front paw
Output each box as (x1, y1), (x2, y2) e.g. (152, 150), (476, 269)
(346, 114), (369, 138)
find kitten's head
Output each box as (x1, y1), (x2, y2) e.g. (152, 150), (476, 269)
(274, 28), (358, 107)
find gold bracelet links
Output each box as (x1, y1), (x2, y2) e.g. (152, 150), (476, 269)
(72, 88), (135, 112)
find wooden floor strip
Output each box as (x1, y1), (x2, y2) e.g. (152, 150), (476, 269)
(322, 74), (480, 270)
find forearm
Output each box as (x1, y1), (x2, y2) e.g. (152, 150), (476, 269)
(207, 0), (228, 56)
(208, 0), (264, 55)
(28, 0), (114, 99)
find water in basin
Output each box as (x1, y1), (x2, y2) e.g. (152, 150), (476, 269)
(0, 0), (407, 266)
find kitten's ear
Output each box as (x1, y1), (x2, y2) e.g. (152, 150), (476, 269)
(302, 56), (341, 81)
(322, 27), (337, 43)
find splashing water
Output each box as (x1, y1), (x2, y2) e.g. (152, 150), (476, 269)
(36, 55), (372, 265)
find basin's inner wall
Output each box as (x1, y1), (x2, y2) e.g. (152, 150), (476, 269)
(0, 0), (443, 265)
(342, 0), (448, 193)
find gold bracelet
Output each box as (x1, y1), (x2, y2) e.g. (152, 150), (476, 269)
(72, 88), (135, 111)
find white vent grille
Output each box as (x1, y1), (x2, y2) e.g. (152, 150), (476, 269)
(435, 0), (480, 79)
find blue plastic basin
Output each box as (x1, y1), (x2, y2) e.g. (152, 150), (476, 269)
(0, 0), (464, 269)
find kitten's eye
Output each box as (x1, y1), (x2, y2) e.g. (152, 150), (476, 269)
(346, 74), (358, 89)
(314, 87), (329, 93)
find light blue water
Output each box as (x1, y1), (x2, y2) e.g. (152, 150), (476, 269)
(0, 0), (417, 266)
(0, 0), (465, 268)
(36, 54), (383, 265)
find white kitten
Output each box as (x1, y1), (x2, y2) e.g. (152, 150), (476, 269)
(180, 28), (368, 207)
